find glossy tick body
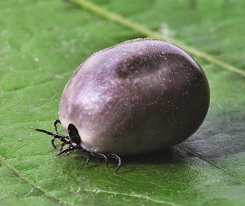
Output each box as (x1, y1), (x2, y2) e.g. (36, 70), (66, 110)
(35, 38), (210, 174)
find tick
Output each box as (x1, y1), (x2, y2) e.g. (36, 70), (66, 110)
(35, 38), (210, 174)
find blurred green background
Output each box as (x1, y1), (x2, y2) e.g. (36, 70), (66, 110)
(1, 0), (245, 205)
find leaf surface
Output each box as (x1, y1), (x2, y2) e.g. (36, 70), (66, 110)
(1, 0), (245, 205)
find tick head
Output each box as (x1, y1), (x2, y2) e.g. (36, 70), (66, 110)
(68, 124), (81, 145)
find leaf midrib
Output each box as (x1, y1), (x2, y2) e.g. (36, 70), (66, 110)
(70, 0), (245, 77)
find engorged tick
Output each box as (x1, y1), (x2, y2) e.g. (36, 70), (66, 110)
(35, 38), (210, 174)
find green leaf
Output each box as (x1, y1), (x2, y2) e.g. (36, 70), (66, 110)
(1, 0), (245, 205)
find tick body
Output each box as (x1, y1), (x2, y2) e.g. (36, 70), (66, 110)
(35, 38), (210, 173)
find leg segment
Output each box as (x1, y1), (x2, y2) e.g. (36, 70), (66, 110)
(60, 140), (71, 152)
(81, 149), (90, 166)
(107, 153), (122, 174)
(35, 128), (69, 149)
(54, 119), (61, 134)
(91, 153), (109, 168)
(56, 147), (77, 156)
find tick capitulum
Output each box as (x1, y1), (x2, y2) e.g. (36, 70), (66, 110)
(35, 119), (122, 174)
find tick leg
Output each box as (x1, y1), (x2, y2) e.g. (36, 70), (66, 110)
(35, 128), (55, 136)
(54, 119), (61, 134)
(35, 128), (67, 149)
(65, 144), (75, 155)
(53, 136), (67, 149)
(60, 140), (71, 152)
(66, 151), (73, 155)
(107, 153), (121, 174)
(81, 150), (90, 166)
(60, 142), (66, 152)
(51, 136), (57, 149)
(52, 135), (69, 149)
(56, 147), (76, 156)
(91, 153), (109, 168)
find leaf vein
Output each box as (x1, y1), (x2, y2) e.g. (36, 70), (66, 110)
(69, 0), (245, 77)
